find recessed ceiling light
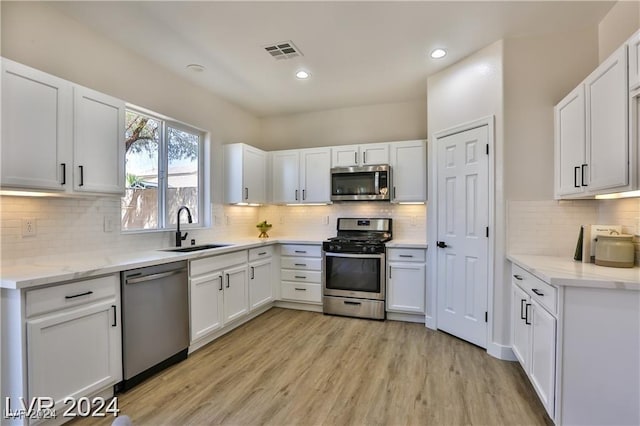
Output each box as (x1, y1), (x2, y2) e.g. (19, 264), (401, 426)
(295, 70), (310, 79)
(186, 64), (205, 72)
(430, 48), (447, 59)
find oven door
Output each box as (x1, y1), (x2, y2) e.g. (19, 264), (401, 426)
(323, 252), (385, 300)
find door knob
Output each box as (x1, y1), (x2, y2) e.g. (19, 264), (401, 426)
(436, 241), (448, 248)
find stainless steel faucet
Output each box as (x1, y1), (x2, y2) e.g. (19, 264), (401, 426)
(175, 206), (193, 247)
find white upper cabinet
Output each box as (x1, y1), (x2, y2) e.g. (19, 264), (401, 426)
(1, 58), (72, 191)
(74, 85), (125, 194)
(585, 45), (629, 192)
(300, 148), (331, 203)
(389, 140), (427, 202)
(554, 44), (631, 198)
(628, 29), (640, 91)
(224, 143), (267, 204)
(271, 147), (331, 204)
(554, 85), (586, 197)
(1, 58), (125, 195)
(331, 142), (389, 167)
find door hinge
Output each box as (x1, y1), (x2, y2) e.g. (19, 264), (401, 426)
(486, 144), (489, 155)
(485, 311), (488, 323)
(485, 226), (489, 238)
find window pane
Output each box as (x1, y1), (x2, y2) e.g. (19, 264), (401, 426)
(122, 111), (161, 230)
(166, 126), (200, 225)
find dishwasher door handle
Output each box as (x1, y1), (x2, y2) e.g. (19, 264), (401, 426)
(126, 269), (187, 285)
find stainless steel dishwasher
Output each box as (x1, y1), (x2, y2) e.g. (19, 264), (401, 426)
(118, 261), (189, 392)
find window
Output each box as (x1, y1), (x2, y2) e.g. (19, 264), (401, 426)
(122, 108), (205, 231)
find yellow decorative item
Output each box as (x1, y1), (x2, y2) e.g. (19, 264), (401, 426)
(256, 220), (272, 238)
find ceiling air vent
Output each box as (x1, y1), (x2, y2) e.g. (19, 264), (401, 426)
(263, 41), (303, 60)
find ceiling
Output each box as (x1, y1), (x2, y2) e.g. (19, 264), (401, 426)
(50, 1), (614, 117)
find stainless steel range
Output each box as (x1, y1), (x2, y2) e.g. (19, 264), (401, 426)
(322, 218), (392, 320)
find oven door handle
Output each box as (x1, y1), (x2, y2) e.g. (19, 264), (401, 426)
(323, 252), (384, 259)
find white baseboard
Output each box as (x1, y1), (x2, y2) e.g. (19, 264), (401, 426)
(425, 315), (436, 330)
(387, 312), (425, 323)
(273, 300), (323, 312)
(487, 342), (517, 361)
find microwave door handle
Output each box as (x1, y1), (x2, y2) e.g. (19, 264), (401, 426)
(375, 171), (379, 194)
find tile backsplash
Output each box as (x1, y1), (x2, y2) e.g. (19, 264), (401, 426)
(507, 198), (640, 259)
(0, 195), (426, 263)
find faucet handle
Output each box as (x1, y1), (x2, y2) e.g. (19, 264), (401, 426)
(181, 231), (189, 241)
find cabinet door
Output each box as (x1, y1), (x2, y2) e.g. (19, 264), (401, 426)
(585, 45), (629, 192)
(223, 265), (249, 323)
(554, 85), (586, 197)
(74, 85), (125, 194)
(243, 145), (266, 203)
(190, 271), (224, 342)
(249, 258), (273, 311)
(511, 284), (530, 368)
(360, 143), (389, 165)
(301, 148), (331, 203)
(390, 140), (426, 202)
(331, 145), (360, 167)
(271, 150), (300, 204)
(530, 299), (556, 418)
(628, 29), (640, 91)
(27, 300), (121, 405)
(387, 262), (426, 313)
(1, 59), (72, 190)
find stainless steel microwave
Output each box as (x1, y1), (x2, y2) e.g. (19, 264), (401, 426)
(331, 164), (391, 201)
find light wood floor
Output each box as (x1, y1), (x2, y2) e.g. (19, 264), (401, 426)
(75, 308), (551, 426)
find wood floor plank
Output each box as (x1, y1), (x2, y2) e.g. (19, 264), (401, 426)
(73, 308), (551, 426)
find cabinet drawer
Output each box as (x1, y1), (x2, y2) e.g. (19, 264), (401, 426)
(280, 244), (321, 257)
(281, 282), (321, 303)
(249, 246), (274, 261)
(26, 274), (118, 318)
(387, 248), (426, 262)
(191, 250), (247, 277)
(512, 265), (558, 315)
(281, 257), (322, 271)
(281, 269), (321, 284)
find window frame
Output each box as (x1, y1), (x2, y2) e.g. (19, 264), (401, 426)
(122, 106), (207, 233)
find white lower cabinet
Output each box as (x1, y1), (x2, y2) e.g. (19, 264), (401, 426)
(189, 251), (250, 343)
(248, 246), (274, 311)
(386, 248), (426, 317)
(511, 265), (558, 420)
(7, 274), (122, 423)
(279, 244), (322, 304)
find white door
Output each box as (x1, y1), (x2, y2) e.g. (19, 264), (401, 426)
(190, 271), (224, 341)
(436, 126), (489, 348)
(585, 45), (628, 192)
(1, 59), (72, 190)
(301, 148), (331, 203)
(249, 259), (273, 310)
(387, 262), (426, 314)
(272, 150), (300, 204)
(223, 265), (249, 323)
(74, 85), (125, 194)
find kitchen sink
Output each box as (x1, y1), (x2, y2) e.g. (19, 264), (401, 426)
(163, 244), (231, 253)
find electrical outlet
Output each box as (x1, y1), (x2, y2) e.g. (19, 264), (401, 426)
(22, 218), (37, 237)
(103, 216), (115, 233)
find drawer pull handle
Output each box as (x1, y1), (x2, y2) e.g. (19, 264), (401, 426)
(219, 276), (223, 291)
(532, 288), (544, 296)
(294, 287), (307, 291)
(111, 305), (117, 327)
(294, 263), (307, 267)
(525, 303), (532, 325)
(520, 299), (527, 320)
(294, 250), (307, 254)
(513, 275), (523, 280)
(226, 274), (230, 288)
(79, 165), (84, 187)
(344, 301), (361, 306)
(61, 163), (66, 185)
(258, 252), (267, 256)
(65, 291), (93, 299)
(399, 255), (414, 258)
(251, 266), (255, 280)
(294, 275), (307, 279)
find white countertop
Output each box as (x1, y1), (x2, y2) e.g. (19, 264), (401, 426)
(508, 254), (640, 291)
(386, 240), (428, 249)
(0, 237), (426, 290)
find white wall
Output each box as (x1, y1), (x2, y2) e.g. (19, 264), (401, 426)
(259, 100), (427, 150)
(504, 28), (599, 201)
(426, 40), (506, 349)
(598, 1), (640, 63)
